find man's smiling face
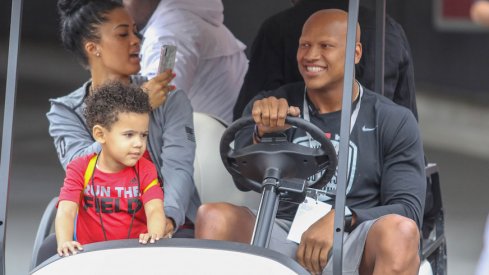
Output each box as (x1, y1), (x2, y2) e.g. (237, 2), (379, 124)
(297, 10), (361, 93)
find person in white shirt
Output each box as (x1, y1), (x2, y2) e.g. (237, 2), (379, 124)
(124, 0), (248, 124)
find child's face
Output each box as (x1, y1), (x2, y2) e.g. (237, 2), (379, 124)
(100, 112), (150, 172)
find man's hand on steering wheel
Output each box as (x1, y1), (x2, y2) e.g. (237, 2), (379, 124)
(251, 97), (301, 137)
(221, 97), (337, 191)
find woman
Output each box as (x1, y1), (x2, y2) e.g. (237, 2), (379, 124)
(47, 0), (200, 239)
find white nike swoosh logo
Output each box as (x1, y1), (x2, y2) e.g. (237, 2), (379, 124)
(362, 125), (377, 132)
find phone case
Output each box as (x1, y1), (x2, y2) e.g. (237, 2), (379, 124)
(157, 45), (177, 74)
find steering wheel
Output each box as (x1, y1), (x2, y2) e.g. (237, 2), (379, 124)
(220, 116), (338, 193)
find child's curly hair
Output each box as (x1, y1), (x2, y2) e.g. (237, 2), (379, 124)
(84, 81), (151, 131)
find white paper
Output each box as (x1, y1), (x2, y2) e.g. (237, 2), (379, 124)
(287, 197), (332, 244)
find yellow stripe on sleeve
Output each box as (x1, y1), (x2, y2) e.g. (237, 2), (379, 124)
(143, 179), (159, 194)
(83, 155), (98, 190)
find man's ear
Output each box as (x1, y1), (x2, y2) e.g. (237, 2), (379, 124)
(92, 125), (107, 144)
(354, 42), (362, 65)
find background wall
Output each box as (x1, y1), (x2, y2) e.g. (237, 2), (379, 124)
(389, 0), (489, 102)
(2, 0), (489, 100)
(222, 0), (489, 102)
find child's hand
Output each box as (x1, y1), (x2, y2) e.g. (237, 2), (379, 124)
(139, 232), (164, 244)
(142, 198), (167, 244)
(57, 241), (83, 257)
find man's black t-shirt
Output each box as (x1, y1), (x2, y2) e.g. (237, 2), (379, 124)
(235, 82), (426, 227)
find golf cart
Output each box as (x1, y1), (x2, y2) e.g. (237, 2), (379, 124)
(28, 111), (446, 274)
(1, 0), (446, 274)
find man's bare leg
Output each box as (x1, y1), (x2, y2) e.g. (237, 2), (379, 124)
(360, 214), (420, 275)
(195, 202), (256, 243)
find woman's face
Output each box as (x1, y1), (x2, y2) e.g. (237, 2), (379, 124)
(90, 7), (141, 78)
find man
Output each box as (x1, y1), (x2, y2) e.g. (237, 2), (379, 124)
(196, 9), (426, 275)
(233, 0), (418, 122)
(124, 0), (248, 123)
(471, 0), (489, 25)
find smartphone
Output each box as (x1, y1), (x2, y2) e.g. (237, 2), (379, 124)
(157, 44), (177, 74)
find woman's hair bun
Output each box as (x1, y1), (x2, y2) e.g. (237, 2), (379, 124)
(57, 0), (91, 17)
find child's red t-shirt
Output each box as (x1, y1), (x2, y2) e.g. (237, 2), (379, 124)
(58, 153), (164, 244)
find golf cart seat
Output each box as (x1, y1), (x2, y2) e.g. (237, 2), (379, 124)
(192, 112), (261, 208)
(419, 163), (447, 274)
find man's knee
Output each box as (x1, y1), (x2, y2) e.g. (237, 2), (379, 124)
(373, 215), (420, 270)
(196, 203), (235, 228)
(195, 203), (254, 242)
(384, 214), (420, 244)
(396, 216), (420, 243)
(370, 216), (419, 249)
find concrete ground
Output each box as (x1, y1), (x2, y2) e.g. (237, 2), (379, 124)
(1, 41), (488, 275)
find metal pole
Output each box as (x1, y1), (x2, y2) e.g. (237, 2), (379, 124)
(251, 180), (280, 248)
(332, 0), (359, 274)
(375, 0), (386, 96)
(0, 0), (23, 274)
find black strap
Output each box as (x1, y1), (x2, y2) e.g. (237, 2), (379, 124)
(87, 153), (142, 241)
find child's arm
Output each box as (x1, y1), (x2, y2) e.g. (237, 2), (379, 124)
(139, 199), (166, 244)
(55, 200), (83, 256)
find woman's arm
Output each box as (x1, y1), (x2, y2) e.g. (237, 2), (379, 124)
(47, 100), (100, 170)
(155, 91), (197, 230)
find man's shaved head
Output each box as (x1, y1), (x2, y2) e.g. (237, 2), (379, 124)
(302, 9), (361, 44)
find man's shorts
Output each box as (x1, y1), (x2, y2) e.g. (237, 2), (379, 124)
(267, 217), (377, 275)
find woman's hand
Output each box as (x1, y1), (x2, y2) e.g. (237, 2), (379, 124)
(163, 217), (175, 238)
(141, 69), (176, 110)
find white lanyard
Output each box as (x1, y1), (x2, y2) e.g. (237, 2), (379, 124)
(302, 83), (363, 142)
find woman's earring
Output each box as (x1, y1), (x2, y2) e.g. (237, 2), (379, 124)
(96, 52), (100, 57)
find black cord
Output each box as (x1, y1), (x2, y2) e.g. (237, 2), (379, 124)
(88, 153), (142, 241)
(127, 163), (141, 239)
